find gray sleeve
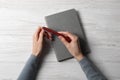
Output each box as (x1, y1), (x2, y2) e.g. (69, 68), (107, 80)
(79, 57), (107, 80)
(17, 54), (40, 80)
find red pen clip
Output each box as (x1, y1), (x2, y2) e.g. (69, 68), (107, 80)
(43, 27), (71, 43)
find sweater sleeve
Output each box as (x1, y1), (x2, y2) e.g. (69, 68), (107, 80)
(17, 54), (40, 80)
(79, 57), (107, 80)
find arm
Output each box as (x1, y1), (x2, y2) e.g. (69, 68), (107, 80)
(58, 31), (107, 80)
(18, 27), (45, 80)
(17, 55), (40, 80)
(79, 57), (107, 80)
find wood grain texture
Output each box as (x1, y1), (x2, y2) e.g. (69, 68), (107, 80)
(0, 0), (120, 80)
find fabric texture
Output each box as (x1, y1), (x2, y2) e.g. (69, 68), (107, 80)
(18, 55), (107, 80)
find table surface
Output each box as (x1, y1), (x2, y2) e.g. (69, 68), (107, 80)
(0, 0), (120, 80)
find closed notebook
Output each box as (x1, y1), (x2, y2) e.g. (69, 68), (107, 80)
(45, 9), (90, 62)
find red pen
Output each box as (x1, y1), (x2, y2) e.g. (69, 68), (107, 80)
(43, 27), (71, 43)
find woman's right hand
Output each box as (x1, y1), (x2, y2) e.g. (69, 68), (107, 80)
(58, 31), (84, 61)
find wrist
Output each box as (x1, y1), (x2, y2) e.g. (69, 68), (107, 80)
(74, 53), (84, 61)
(32, 52), (40, 57)
(32, 53), (37, 57)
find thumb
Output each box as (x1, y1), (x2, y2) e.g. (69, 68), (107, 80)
(38, 29), (44, 43)
(58, 36), (68, 46)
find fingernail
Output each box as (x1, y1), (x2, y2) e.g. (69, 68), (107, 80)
(42, 29), (44, 32)
(58, 36), (62, 39)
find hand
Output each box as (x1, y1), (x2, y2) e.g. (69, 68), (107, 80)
(58, 31), (84, 61)
(32, 27), (44, 57)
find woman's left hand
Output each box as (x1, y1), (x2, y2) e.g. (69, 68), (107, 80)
(32, 27), (44, 56)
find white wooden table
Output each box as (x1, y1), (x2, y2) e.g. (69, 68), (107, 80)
(0, 0), (120, 80)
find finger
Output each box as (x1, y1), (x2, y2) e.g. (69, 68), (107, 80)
(38, 29), (44, 43)
(58, 31), (75, 40)
(58, 36), (68, 46)
(44, 32), (49, 39)
(58, 31), (68, 36)
(58, 31), (73, 36)
(34, 27), (42, 40)
(47, 32), (53, 40)
(44, 31), (53, 41)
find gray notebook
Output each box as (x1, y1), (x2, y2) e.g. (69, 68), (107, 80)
(45, 9), (90, 62)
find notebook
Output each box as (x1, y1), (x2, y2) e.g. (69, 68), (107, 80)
(45, 9), (90, 62)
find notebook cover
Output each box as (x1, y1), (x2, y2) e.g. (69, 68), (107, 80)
(45, 9), (90, 62)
